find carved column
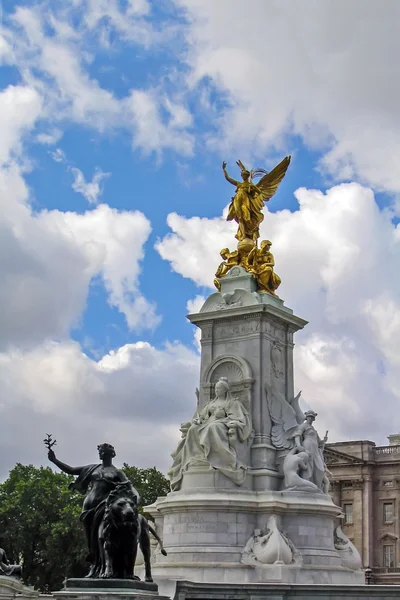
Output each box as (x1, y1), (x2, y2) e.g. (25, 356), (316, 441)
(352, 479), (364, 564)
(362, 475), (373, 567)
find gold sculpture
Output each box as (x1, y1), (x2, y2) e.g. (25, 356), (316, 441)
(214, 156), (289, 295)
(222, 156), (290, 243)
(247, 240), (281, 295)
(214, 248), (239, 291)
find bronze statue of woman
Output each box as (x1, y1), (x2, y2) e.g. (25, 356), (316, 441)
(48, 443), (139, 577)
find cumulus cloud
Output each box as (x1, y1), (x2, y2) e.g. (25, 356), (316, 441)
(0, 162), (159, 350)
(10, 5), (121, 129)
(175, 0), (400, 194)
(0, 339), (199, 478)
(3, 0), (400, 478)
(0, 85), (42, 164)
(186, 295), (206, 352)
(70, 167), (111, 204)
(127, 89), (194, 157)
(157, 183), (400, 444)
(2, 3), (193, 155)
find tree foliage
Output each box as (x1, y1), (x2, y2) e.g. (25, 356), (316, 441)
(0, 463), (170, 591)
(0, 464), (86, 592)
(122, 464), (170, 514)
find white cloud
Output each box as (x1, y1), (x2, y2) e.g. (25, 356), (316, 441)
(186, 295), (206, 314)
(0, 85), (42, 164)
(10, 5), (120, 129)
(127, 89), (194, 156)
(82, 0), (154, 47)
(186, 295), (206, 352)
(36, 129), (62, 145)
(50, 148), (66, 163)
(70, 166), (111, 204)
(49, 149), (111, 205)
(2, 3), (193, 156)
(0, 162), (158, 350)
(175, 0), (400, 194)
(157, 182), (400, 444)
(0, 338), (199, 478)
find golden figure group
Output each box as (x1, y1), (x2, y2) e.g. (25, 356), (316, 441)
(215, 156), (290, 295)
(214, 240), (281, 296)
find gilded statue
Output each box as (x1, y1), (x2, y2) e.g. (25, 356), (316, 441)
(247, 240), (281, 295)
(214, 248), (239, 291)
(214, 156), (289, 293)
(222, 156), (290, 243)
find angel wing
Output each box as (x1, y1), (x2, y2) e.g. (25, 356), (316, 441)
(265, 386), (299, 450)
(288, 390), (306, 425)
(255, 156), (291, 202)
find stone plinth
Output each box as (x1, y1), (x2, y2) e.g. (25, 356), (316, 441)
(173, 580), (400, 600)
(53, 578), (169, 600)
(147, 489), (364, 595)
(0, 576), (37, 600)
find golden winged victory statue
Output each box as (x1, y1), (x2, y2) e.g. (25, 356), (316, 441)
(216, 156), (290, 295)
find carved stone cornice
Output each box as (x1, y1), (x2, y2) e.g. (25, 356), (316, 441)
(325, 447), (366, 466)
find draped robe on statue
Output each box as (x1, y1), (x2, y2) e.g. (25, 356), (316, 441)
(70, 464), (139, 577)
(290, 422), (325, 489)
(169, 396), (252, 490)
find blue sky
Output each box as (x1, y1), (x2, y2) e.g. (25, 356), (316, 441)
(1, 0), (400, 476)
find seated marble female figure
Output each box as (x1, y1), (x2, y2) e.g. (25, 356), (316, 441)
(169, 377), (252, 490)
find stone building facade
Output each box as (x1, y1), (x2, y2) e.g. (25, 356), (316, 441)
(326, 434), (400, 584)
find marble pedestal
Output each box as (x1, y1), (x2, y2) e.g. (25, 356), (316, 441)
(147, 488), (364, 597)
(149, 269), (364, 596)
(0, 576), (37, 600)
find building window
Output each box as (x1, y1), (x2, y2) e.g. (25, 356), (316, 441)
(383, 503), (394, 523)
(343, 504), (353, 524)
(383, 481), (394, 487)
(383, 545), (395, 568)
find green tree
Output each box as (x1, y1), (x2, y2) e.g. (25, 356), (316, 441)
(122, 465), (170, 514)
(0, 464), (86, 592)
(0, 463), (170, 591)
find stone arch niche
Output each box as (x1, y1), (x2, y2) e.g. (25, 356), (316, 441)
(201, 355), (254, 413)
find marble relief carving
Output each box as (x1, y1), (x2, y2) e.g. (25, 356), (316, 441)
(241, 515), (298, 566)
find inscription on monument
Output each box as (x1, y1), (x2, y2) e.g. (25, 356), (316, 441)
(168, 515), (205, 524)
(214, 320), (260, 339)
(164, 513), (225, 536)
(187, 523), (219, 533)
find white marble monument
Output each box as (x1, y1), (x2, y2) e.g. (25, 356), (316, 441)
(0, 575), (38, 600)
(146, 268), (364, 591)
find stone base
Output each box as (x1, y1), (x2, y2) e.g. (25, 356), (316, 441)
(0, 576), (38, 600)
(173, 580), (400, 600)
(146, 489), (365, 597)
(53, 578), (169, 600)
